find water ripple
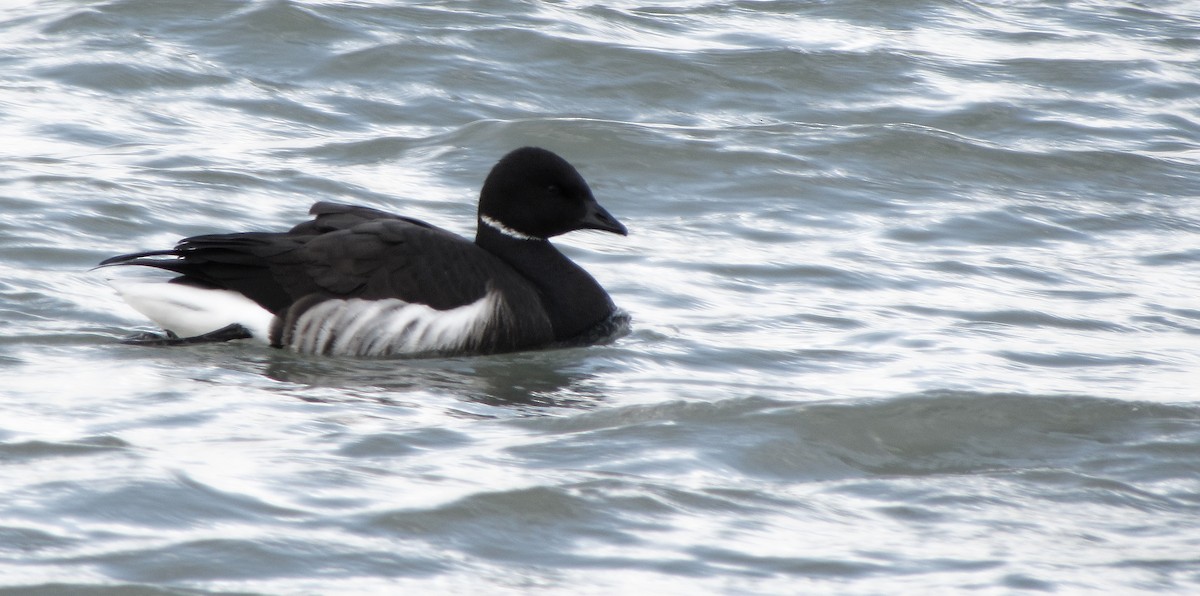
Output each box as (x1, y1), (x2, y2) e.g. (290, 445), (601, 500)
(3, 0), (1200, 592)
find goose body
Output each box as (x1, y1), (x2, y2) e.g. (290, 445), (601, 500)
(100, 147), (628, 357)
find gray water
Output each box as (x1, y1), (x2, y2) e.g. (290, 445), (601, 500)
(2, 0), (1200, 593)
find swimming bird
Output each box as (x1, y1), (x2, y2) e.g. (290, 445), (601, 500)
(99, 147), (628, 357)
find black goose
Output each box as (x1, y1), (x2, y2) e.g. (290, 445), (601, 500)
(99, 147), (628, 357)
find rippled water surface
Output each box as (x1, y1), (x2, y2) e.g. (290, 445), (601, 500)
(3, 0), (1200, 593)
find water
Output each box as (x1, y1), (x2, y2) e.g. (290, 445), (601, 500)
(2, 0), (1199, 592)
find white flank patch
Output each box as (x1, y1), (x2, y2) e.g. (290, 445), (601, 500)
(289, 291), (500, 357)
(105, 277), (274, 343)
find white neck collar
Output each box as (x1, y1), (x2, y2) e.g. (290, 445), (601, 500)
(480, 215), (539, 241)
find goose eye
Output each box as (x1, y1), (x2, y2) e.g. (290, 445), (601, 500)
(547, 184), (561, 195)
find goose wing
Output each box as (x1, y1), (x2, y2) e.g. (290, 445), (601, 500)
(100, 203), (518, 314)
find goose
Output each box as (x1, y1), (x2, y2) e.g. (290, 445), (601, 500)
(99, 147), (628, 357)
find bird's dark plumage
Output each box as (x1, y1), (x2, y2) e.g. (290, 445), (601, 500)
(100, 147), (627, 357)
